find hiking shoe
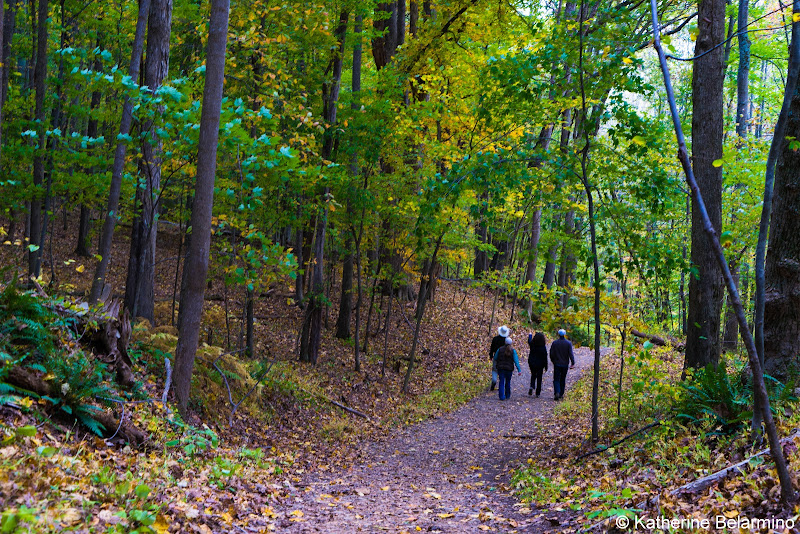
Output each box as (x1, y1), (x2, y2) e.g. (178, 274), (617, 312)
(528, 388), (533, 396)
(536, 393), (540, 398)
(491, 381), (497, 391)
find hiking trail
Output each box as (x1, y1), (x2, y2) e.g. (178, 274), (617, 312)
(270, 345), (610, 533)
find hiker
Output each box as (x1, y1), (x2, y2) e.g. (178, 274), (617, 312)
(489, 325), (509, 391)
(493, 337), (522, 401)
(549, 329), (575, 400)
(527, 332), (548, 397)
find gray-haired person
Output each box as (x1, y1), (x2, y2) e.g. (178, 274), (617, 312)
(549, 329), (575, 400)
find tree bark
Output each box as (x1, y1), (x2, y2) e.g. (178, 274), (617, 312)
(735, 0), (750, 138)
(89, 0), (152, 304)
(764, 69), (800, 380)
(300, 10), (348, 364)
(28, 0), (48, 279)
(125, 0), (173, 323)
(335, 237), (354, 339)
(173, 0), (230, 415)
(685, 0), (725, 370)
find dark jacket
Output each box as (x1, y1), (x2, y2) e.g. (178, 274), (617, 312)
(528, 333), (548, 370)
(494, 346), (521, 373)
(490, 334), (506, 360)
(549, 337), (575, 367)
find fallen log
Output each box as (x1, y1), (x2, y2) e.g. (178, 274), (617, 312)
(630, 328), (667, 346)
(6, 366), (148, 447)
(670, 429), (800, 496)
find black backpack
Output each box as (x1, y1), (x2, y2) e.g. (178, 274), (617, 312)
(497, 347), (514, 371)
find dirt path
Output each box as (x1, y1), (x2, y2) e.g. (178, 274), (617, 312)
(272, 345), (607, 533)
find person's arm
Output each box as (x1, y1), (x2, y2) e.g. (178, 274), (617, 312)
(514, 350), (522, 374)
(569, 343), (575, 367)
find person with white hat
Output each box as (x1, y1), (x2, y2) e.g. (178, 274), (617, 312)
(549, 328), (575, 400)
(488, 325), (510, 391)
(493, 337), (522, 400)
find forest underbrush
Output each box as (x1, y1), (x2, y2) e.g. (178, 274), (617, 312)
(512, 342), (800, 530)
(0, 219), (525, 532)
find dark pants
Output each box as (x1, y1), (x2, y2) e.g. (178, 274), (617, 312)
(498, 369), (513, 400)
(529, 365), (545, 395)
(553, 365), (569, 398)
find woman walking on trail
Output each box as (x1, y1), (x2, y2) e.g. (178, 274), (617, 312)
(489, 325), (509, 391)
(527, 332), (548, 397)
(493, 337), (522, 401)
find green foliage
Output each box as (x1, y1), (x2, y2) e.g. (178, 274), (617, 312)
(675, 362), (790, 434)
(0, 281), (55, 359)
(41, 352), (118, 436)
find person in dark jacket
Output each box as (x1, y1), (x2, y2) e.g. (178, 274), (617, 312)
(527, 332), (548, 397)
(493, 337), (522, 401)
(549, 329), (575, 400)
(489, 325), (509, 391)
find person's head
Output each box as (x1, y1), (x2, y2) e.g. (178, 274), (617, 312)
(498, 325), (510, 338)
(558, 329), (566, 338)
(533, 331), (546, 347)
(504, 336), (513, 354)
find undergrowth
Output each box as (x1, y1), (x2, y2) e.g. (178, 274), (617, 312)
(511, 341), (800, 527)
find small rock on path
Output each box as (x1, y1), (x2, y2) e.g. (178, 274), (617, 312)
(273, 345), (609, 533)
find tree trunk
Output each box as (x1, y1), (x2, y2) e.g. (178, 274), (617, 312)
(300, 10), (348, 364)
(124, 0), (173, 323)
(335, 238), (354, 339)
(735, 0), (750, 137)
(28, 0), (48, 279)
(173, 0), (230, 416)
(76, 43), (102, 258)
(89, 0), (151, 304)
(764, 69), (800, 380)
(685, 0), (725, 370)
(722, 262), (740, 351)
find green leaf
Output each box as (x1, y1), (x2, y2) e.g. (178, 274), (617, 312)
(15, 425), (36, 437)
(134, 484), (151, 499)
(36, 446), (57, 457)
(712, 159), (724, 168)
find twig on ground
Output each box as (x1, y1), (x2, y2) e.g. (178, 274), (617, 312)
(575, 421), (661, 460)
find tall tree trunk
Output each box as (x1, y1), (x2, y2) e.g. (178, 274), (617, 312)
(764, 67), (800, 381)
(736, 0), (750, 137)
(300, 10), (348, 364)
(76, 40), (102, 258)
(685, 0), (725, 370)
(722, 262), (740, 351)
(350, 13), (364, 372)
(125, 0), (173, 323)
(27, 0), (48, 279)
(173, 0), (230, 415)
(88, 0), (152, 303)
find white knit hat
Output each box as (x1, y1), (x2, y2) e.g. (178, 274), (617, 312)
(498, 325), (510, 337)
(505, 337), (513, 345)
(558, 329), (566, 337)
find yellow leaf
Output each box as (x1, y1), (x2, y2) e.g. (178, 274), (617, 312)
(794, 12), (800, 21)
(437, 513), (454, 518)
(75, 265), (85, 273)
(153, 515), (170, 533)
(622, 57), (633, 64)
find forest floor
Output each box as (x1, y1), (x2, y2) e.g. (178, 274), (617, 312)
(268, 345), (609, 533)
(4, 217), (800, 533)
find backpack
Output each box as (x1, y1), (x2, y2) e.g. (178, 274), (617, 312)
(497, 347), (514, 371)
